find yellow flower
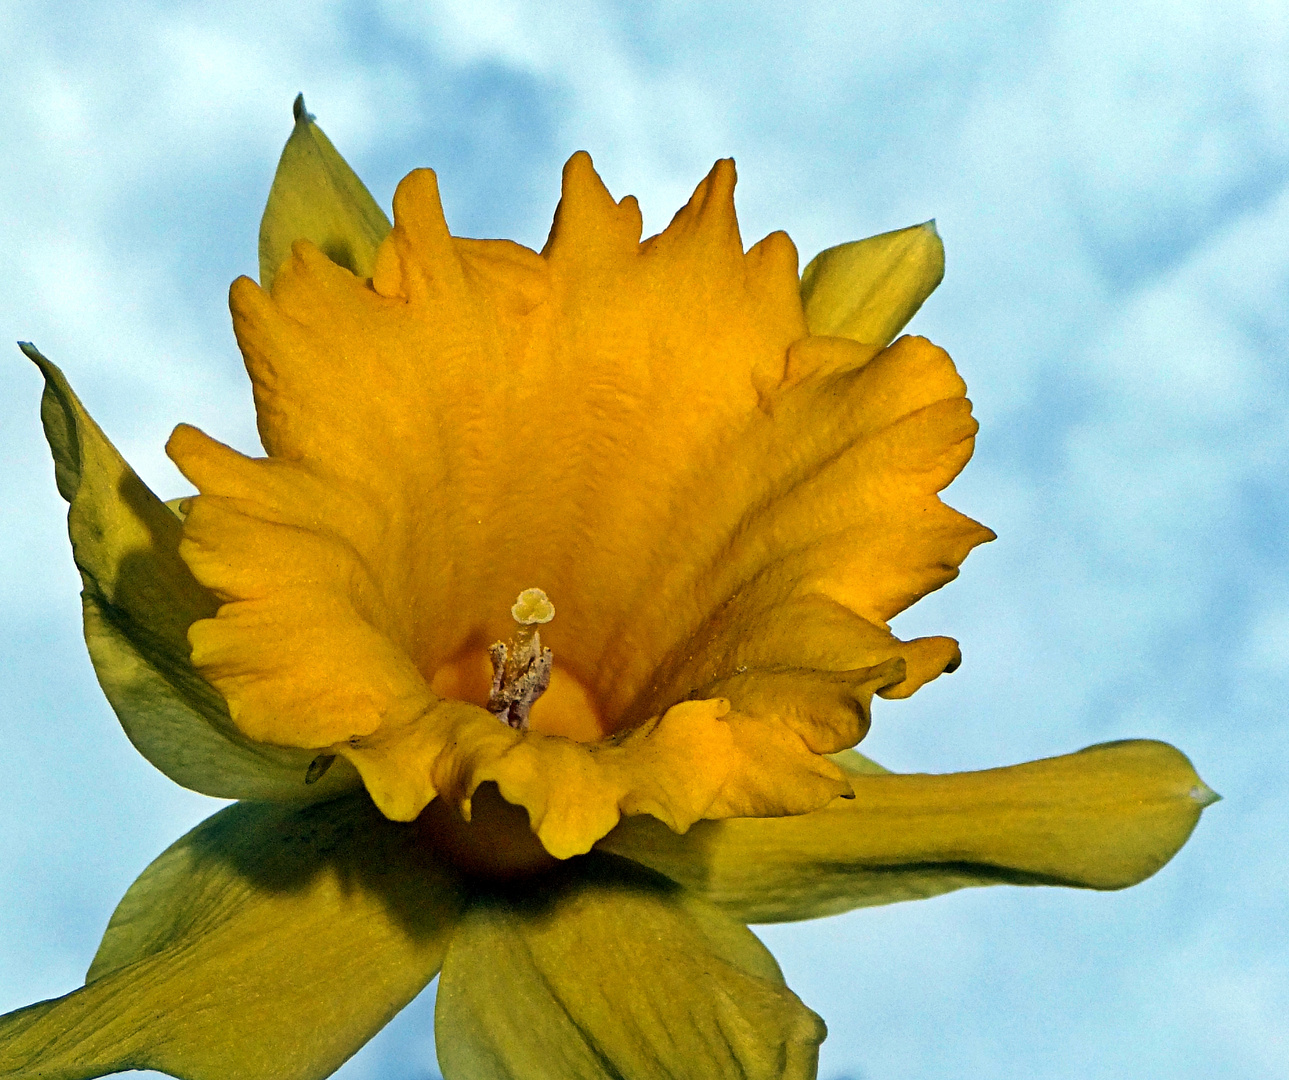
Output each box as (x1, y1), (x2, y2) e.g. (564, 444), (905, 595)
(0, 98), (1216, 1080)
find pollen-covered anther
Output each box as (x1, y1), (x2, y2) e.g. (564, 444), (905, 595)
(487, 588), (555, 730)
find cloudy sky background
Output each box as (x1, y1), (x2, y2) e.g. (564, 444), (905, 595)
(1, 1), (1285, 1077)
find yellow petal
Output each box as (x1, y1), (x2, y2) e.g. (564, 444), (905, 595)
(167, 153), (990, 857)
(258, 94), (392, 290)
(0, 794), (464, 1080)
(435, 855), (825, 1080)
(339, 696), (738, 860)
(599, 740), (1218, 923)
(800, 221), (945, 345)
(606, 334), (994, 726)
(22, 343), (359, 802)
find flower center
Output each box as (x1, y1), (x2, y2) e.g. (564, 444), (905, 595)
(417, 781), (557, 879)
(429, 589), (608, 742)
(486, 588), (555, 730)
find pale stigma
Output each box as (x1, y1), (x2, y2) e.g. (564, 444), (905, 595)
(487, 588), (555, 730)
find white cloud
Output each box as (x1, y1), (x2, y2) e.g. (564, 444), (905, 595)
(0, 2), (1284, 1077)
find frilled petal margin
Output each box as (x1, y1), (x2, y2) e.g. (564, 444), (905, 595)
(19, 344), (361, 803)
(598, 740), (1218, 923)
(0, 794), (462, 1080)
(436, 854), (825, 1080)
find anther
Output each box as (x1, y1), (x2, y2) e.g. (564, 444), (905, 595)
(487, 588), (555, 731)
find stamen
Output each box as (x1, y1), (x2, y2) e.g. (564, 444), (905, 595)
(487, 588), (555, 730)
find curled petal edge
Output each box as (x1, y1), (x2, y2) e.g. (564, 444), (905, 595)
(338, 671), (907, 861)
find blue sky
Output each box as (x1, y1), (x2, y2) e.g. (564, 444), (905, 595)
(0, 1), (1285, 1077)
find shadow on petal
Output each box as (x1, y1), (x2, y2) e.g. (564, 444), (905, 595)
(436, 853), (825, 1080)
(24, 343), (362, 803)
(0, 794), (464, 1080)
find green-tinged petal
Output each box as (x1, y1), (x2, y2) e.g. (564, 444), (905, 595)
(436, 854), (825, 1080)
(23, 344), (360, 802)
(800, 222), (944, 346)
(827, 746), (891, 775)
(259, 94), (392, 290)
(599, 740), (1218, 924)
(0, 793), (464, 1080)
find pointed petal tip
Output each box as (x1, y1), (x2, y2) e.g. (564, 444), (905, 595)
(560, 150), (603, 193)
(800, 219), (946, 344)
(17, 340), (40, 361)
(1190, 781), (1221, 808)
(292, 93), (313, 124)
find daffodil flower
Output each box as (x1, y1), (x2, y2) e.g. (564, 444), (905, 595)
(0, 97), (1216, 1080)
